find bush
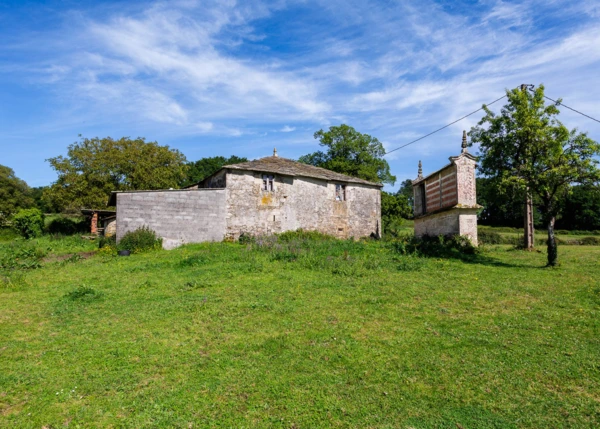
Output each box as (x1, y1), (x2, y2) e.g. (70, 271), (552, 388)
(47, 217), (88, 235)
(118, 226), (162, 253)
(12, 208), (45, 239)
(390, 234), (477, 259)
(98, 235), (116, 249)
(478, 230), (503, 245)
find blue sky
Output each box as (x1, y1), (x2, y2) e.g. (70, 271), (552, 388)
(1, 0), (599, 190)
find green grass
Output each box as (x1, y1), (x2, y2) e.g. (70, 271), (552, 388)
(1, 234), (599, 428)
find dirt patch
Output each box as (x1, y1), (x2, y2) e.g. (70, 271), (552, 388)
(43, 251), (96, 263)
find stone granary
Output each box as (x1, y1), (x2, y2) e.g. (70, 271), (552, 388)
(412, 131), (481, 245)
(109, 150), (382, 248)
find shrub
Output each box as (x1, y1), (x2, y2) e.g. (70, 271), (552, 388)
(98, 235), (116, 249)
(390, 234), (477, 259)
(238, 232), (255, 245)
(12, 208), (45, 239)
(573, 236), (600, 246)
(478, 230), (502, 245)
(118, 226), (162, 253)
(47, 217), (88, 235)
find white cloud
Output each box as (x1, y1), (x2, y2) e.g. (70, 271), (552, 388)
(280, 125), (296, 132)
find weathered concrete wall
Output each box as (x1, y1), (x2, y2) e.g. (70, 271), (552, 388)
(414, 208), (479, 245)
(116, 190), (226, 248)
(224, 171), (380, 240)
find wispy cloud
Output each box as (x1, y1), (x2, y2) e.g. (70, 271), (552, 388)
(1, 0), (599, 188)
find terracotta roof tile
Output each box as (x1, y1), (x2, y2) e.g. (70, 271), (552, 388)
(223, 156), (382, 187)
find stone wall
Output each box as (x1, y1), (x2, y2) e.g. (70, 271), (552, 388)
(414, 208), (478, 245)
(224, 170), (381, 240)
(116, 189), (226, 249)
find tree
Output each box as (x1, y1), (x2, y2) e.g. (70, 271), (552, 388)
(397, 179), (414, 215)
(557, 185), (600, 231)
(44, 137), (187, 212)
(469, 85), (600, 266)
(476, 177), (541, 228)
(0, 164), (35, 226)
(381, 191), (412, 237)
(299, 124), (396, 185)
(180, 155), (247, 187)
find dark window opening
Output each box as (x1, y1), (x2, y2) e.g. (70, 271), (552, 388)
(262, 175), (274, 191)
(335, 184), (346, 201)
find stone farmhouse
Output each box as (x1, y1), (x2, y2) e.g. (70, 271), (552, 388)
(109, 150), (382, 248)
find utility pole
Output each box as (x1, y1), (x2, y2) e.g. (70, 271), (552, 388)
(521, 84), (535, 249)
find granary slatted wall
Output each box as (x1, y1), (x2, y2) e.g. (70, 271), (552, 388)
(423, 165), (458, 214)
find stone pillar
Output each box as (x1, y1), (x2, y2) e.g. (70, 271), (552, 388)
(91, 212), (98, 235)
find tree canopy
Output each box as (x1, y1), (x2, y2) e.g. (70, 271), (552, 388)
(180, 155), (247, 187)
(44, 137), (187, 212)
(299, 124), (396, 185)
(0, 164), (35, 226)
(469, 85), (600, 265)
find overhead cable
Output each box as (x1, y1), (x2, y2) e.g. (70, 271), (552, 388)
(384, 94), (507, 155)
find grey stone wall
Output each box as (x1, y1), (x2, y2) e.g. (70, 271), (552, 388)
(116, 190), (226, 248)
(413, 208), (479, 245)
(225, 171), (380, 240)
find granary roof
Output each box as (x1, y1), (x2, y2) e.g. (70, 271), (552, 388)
(222, 155), (382, 187)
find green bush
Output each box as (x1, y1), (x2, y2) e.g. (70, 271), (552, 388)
(390, 234), (477, 259)
(98, 235), (116, 249)
(12, 208), (45, 239)
(478, 230), (503, 245)
(47, 217), (88, 235)
(118, 226), (162, 253)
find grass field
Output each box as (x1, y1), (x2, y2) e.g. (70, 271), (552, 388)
(1, 232), (599, 428)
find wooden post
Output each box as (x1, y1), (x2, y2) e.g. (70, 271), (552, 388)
(524, 193), (534, 249)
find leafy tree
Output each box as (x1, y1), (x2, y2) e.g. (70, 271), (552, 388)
(0, 164), (35, 226)
(397, 179), (414, 215)
(476, 177), (543, 228)
(469, 85), (600, 266)
(44, 137), (187, 212)
(381, 191), (412, 238)
(30, 186), (52, 213)
(181, 155), (247, 187)
(299, 124), (396, 185)
(557, 185), (600, 231)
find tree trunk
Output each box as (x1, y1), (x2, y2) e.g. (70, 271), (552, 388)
(547, 216), (558, 266)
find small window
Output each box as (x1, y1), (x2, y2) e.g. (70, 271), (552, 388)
(262, 175), (274, 191)
(335, 184), (346, 201)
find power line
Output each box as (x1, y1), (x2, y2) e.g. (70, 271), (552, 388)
(384, 94), (507, 155)
(542, 95), (600, 124)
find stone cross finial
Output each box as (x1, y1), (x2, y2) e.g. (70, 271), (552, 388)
(461, 130), (468, 153)
(273, 147), (278, 157)
(417, 160), (423, 179)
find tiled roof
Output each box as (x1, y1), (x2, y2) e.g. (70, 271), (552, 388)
(223, 156), (382, 187)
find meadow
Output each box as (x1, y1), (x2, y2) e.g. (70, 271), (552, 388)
(1, 230), (599, 428)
